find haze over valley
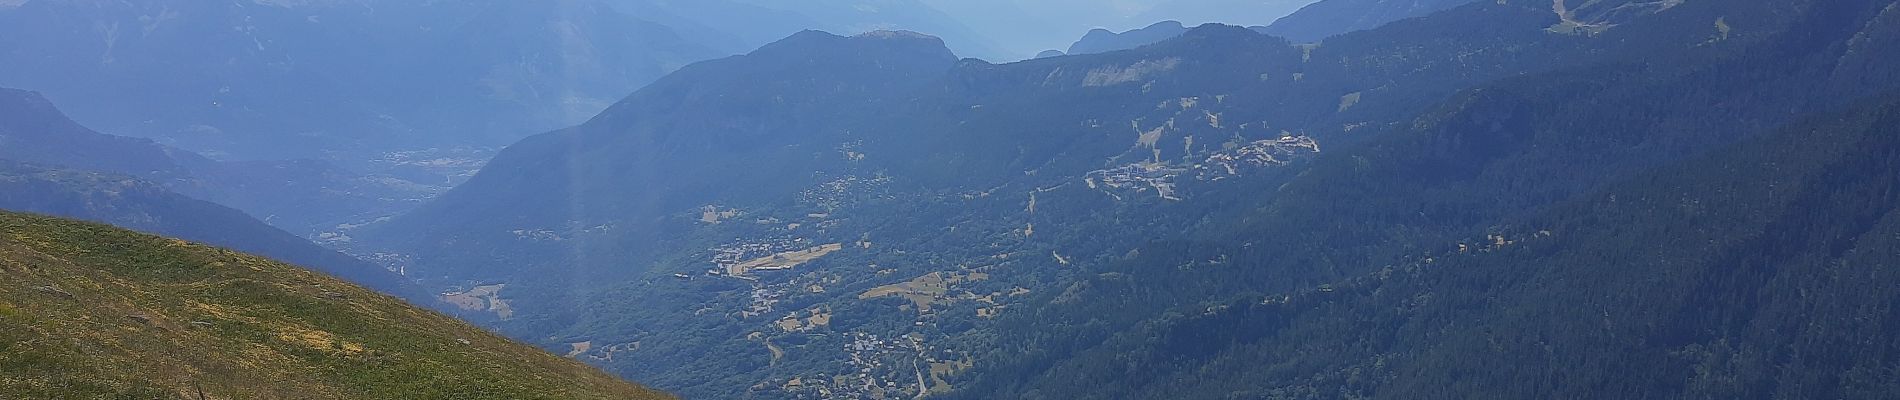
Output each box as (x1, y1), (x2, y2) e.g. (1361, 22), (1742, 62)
(6, 0), (1900, 399)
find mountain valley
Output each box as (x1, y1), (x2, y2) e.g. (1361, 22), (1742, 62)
(349, 0), (1900, 398)
(5, 0), (1900, 398)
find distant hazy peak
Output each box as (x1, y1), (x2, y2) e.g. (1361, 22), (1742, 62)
(0, 87), (110, 144)
(1262, 0), (1481, 42)
(249, 0), (367, 7)
(1095, 22), (1275, 52)
(1087, 20), (1188, 35)
(755, 28), (957, 59)
(1066, 20), (1192, 55)
(856, 29), (940, 40)
(1173, 22), (1284, 46)
(1183, 22), (1270, 35)
(0, 87), (53, 113)
(1142, 20), (1189, 31)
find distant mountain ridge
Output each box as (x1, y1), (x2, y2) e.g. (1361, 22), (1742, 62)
(0, 88), (210, 181)
(1043, 0), (1497, 48)
(1261, 0), (1480, 42)
(0, 160), (423, 300)
(1066, 20), (1191, 55)
(1052, 0), (1492, 57)
(0, 87), (432, 235)
(920, 0), (1324, 58)
(1136, 0), (1318, 28)
(0, 0), (1011, 161)
(0, 0), (723, 159)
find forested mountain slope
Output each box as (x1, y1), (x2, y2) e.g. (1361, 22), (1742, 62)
(362, 0), (1900, 398)
(974, 90), (1900, 399)
(0, 212), (670, 399)
(956, 0), (1900, 397)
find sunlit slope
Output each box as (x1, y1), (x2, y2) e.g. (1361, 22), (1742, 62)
(0, 212), (671, 400)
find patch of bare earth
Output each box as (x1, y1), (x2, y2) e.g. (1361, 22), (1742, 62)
(726, 243), (845, 276)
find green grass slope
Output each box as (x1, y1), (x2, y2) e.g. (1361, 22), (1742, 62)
(0, 211), (671, 399)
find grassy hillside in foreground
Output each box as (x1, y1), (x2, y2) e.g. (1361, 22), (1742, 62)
(0, 212), (670, 399)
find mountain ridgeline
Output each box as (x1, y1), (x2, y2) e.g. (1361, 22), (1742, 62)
(0, 0), (1028, 161)
(355, 0), (1900, 398)
(1259, 0), (1480, 42)
(0, 161), (423, 300)
(0, 87), (444, 236)
(1066, 21), (1193, 55)
(0, 0), (718, 158)
(1057, 0), (1492, 57)
(0, 87), (434, 298)
(0, 212), (670, 399)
